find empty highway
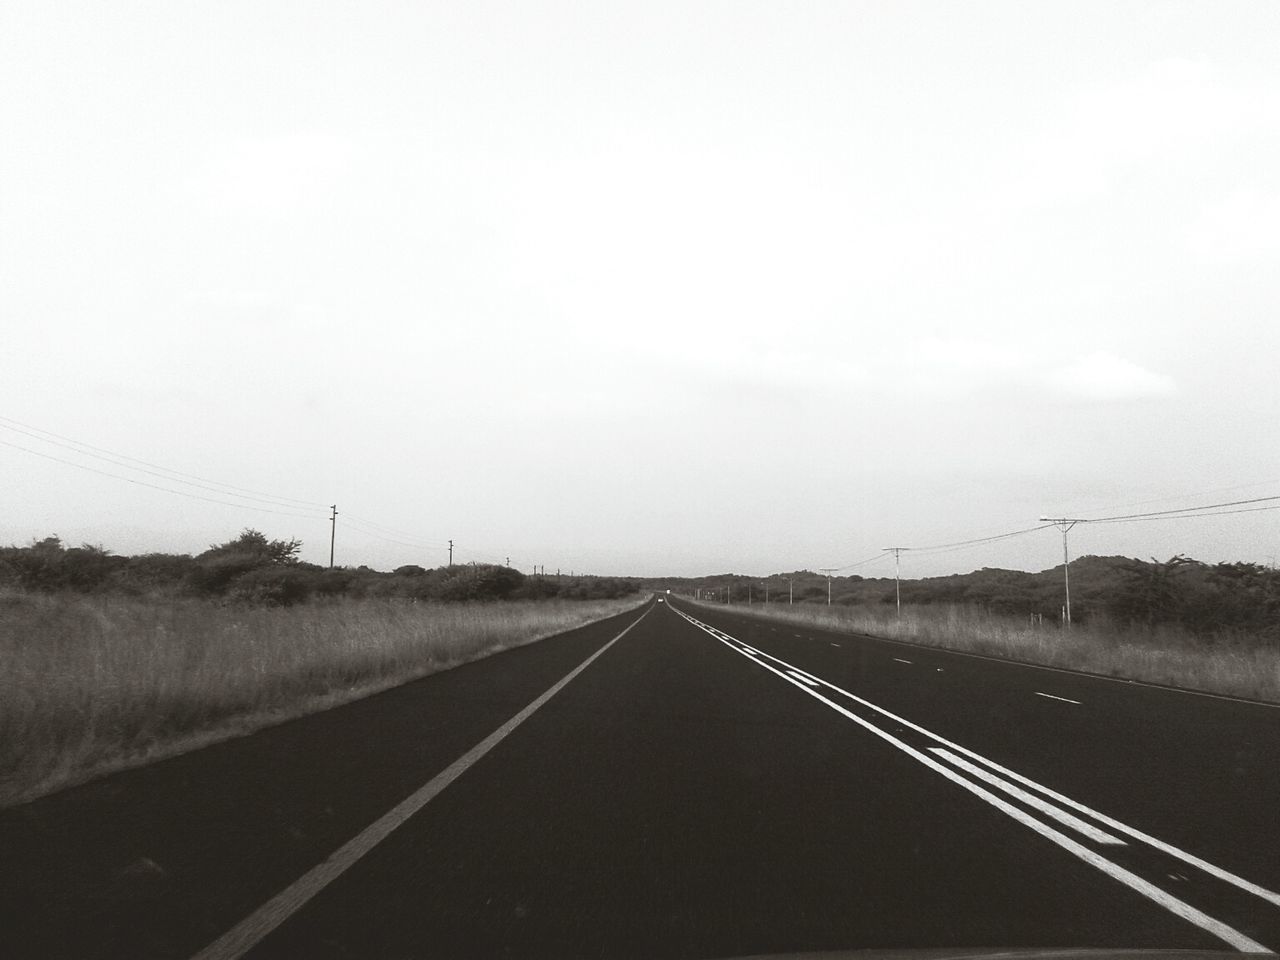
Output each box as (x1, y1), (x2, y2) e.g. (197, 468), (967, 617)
(2, 597), (1278, 959)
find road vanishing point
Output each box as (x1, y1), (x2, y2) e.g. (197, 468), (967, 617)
(2, 597), (1279, 958)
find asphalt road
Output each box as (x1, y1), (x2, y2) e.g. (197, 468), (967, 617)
(3, 597), (1278, 959)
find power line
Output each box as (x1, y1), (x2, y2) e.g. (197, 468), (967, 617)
(830, 552), (889, 571)
(341, 517), (440, 551)
(1089, 503), (1280, 525)
(1, 438), (327, 520)
(341, 512), (442, 543)
(897, 523), (1057, 554)
(1074, 477), (1280, 516)
(0, 415), (327, 509)
(1073, 494), (1280, 524)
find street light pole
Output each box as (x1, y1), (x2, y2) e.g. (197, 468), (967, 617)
(1040, 518), (1084, 626)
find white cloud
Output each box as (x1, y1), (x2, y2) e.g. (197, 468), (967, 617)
(1047, 352), (1176, 400)
(997, 59), (1270, 213)
(172, 134), (355, 217)
(1183, 188), (1280, 264)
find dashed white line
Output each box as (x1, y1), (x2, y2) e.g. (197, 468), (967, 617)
(1035, 692), (1082, 704)
(893, 658), (913, 665)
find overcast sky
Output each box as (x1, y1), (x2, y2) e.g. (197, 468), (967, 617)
(2, 1), (1278, 578)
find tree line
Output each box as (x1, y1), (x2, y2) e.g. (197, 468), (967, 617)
(0, 530), (637, 605)
(658, 555), (1280, 644)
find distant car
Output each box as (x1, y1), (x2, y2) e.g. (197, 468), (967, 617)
(657, 598), (664, 603)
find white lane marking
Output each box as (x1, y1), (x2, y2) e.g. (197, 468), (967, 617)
(950, 746), (1280, 911)
(787, 670), (820, 687)
(893, 658), (913, 665)
(1036, 692), (1082, 704)
(190, 607), (653, 960)
(670, 607), (1277, 951)
(684, 602), (1280, 709)
(830, 642), (840, 647)
(678, 610), (1280, 910)
(929, 748), (1125, 846)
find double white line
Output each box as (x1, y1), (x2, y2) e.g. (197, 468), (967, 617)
(672, 607), (1277, 953)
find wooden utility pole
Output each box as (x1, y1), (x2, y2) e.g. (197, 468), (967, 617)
(883, 547), (906, 619)
(328, 505), (338, 569)
(819, 568), (836, 605)
(1040, 518), (1084, 625)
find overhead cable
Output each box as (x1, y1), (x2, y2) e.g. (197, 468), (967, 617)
(1079, 494), (1280, 524)
(1, 438), (326, 521)
(0, 415), (327, 509)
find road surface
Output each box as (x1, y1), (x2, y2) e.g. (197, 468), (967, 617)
(2, 597), (1278, 958)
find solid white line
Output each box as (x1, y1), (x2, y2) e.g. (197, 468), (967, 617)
(683, 600), (1280, 709)
(189, 607), (652, 960)
(929, 748), (1124, 846)
(787, 670), (820, 687)
(893, 658), (913, 665)
(670, 607), (1275, 952)
(675, 608), (1280, 911)
(1036, 692), (1082, 704)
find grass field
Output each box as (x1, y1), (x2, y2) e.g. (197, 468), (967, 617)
(0, 590), (644, 809)
(693, 599), (1280, 704)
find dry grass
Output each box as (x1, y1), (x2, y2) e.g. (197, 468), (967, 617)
(699, 600), (1280, 704)
(0, 590), (644, 809)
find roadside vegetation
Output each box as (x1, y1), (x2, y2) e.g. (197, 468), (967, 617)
(684, 562), (1280, 704)
(0, 530), (636, 604)
(0, 531), (643, 809)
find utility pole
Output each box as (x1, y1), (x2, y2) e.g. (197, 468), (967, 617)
(448, 540), (453, 568)
(328, 505), (338, 570)
(787, 576), (793, 605)
(1040, 518), (1084, 626)
(764, 581), (769, 604)
(883, 547), (906, 619)
(748, 582), (752, 605)
(819, 568), (836, 605)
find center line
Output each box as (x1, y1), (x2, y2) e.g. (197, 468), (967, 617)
(190, 607), (652, 960)
(929, 748), (1124, 845)
(893, 658), (913, 665)
(1036, 692), (1082, 704)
